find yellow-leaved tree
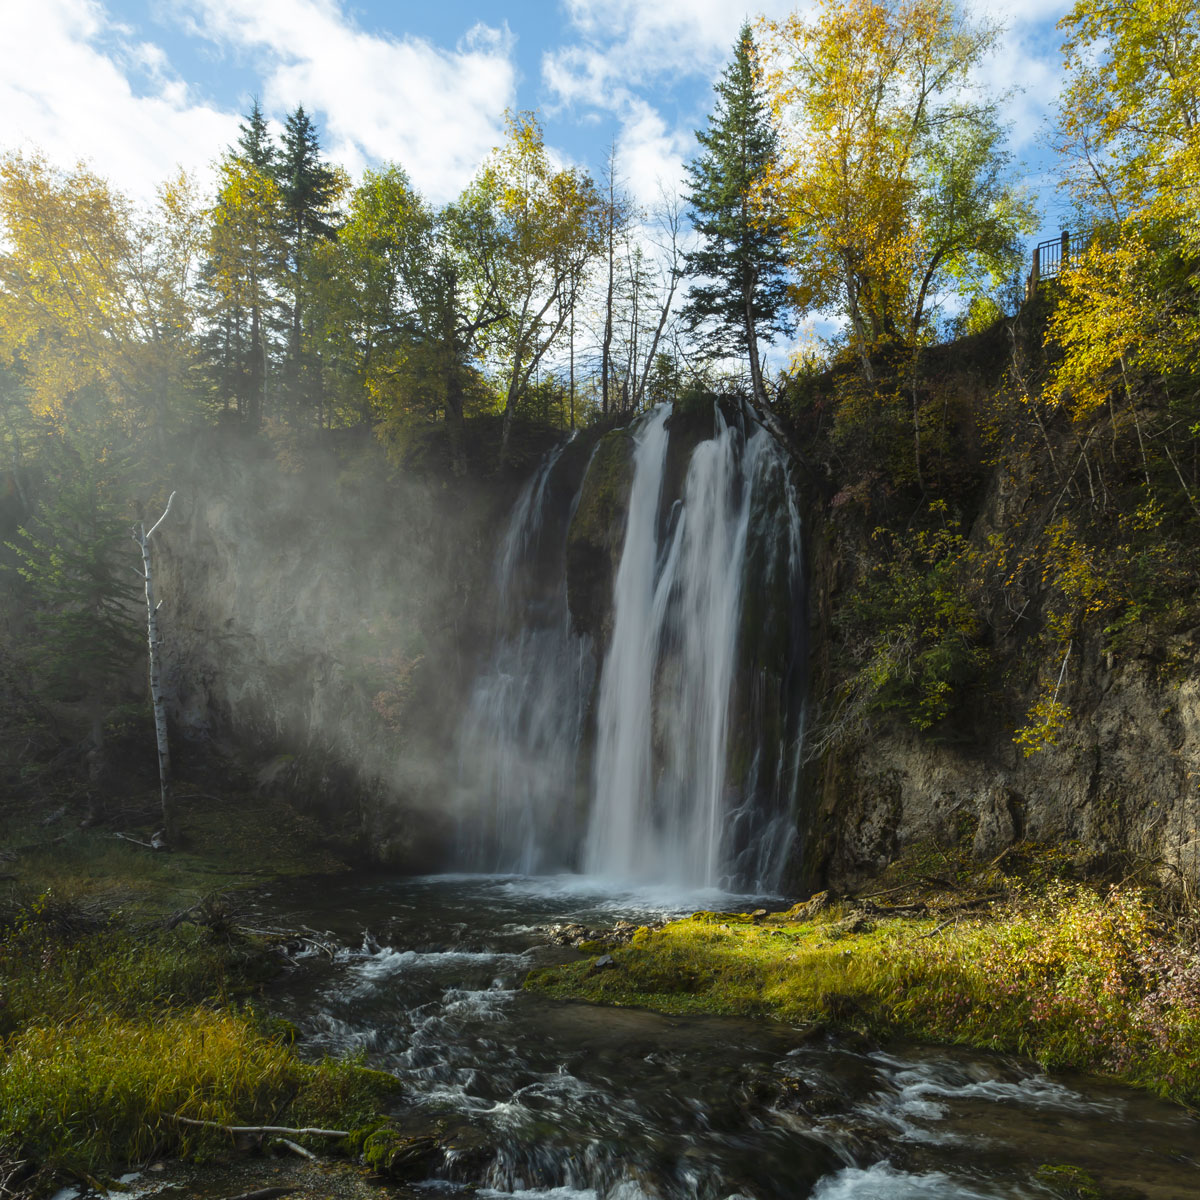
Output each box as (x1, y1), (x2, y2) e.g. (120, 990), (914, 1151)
(0, 153), (203, 442)
(1048, 0), (1200, 524)
(471, 112), (606, 462)
(1015, 0), (1200, 754)
(759, 0), (1032, 384)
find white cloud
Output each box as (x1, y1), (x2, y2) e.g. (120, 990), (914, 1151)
(0, 0), (517, 208)
(615, 100), (691, 209)
(0, 0), (237, 203)
(550, 0), (791, 98)
(182, 0), (518, 202)
(541, 1), (795, 209)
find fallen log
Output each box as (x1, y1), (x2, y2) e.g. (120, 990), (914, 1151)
(272, 1137), (316, 1161)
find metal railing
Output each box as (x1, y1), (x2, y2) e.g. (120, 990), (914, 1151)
(1027, 231), (1072, 297)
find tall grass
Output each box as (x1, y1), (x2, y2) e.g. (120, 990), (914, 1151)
(1, 1009), (297, 1174)
(0, 892), (401, 1193)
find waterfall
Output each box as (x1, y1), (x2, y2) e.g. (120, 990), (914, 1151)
(455, 401), (805, 892)
(581, 405), (672, 880)
(454, 443), (595, 873)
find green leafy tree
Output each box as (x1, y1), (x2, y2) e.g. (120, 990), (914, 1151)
(311, 165), (507, 469)
(308, 165), (432, 428)
(682, 23), (793, 412)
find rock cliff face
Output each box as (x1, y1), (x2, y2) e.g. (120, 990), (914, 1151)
(803, 459), (1200, 892)
(564, 428), (634, 652)
(811, 633), (1200, 889)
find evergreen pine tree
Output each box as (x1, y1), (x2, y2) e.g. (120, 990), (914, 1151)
(274, 106), (342, 423)
(275, 106), (340, 245)
(5, 449), (139, 749)
(199, 100), (284, 426)
(236, 97), (276, 174)
(681, 24), (792, 409)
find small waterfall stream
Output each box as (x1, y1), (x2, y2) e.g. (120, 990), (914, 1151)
(456, 401), (805, 891)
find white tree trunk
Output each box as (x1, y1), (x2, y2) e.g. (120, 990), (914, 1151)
(133, 492), (175, 840)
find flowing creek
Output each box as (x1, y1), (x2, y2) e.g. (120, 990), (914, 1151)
(249, 873), (1200, 1200)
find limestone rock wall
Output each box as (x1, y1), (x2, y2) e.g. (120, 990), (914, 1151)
(805, 497), (1200, 891)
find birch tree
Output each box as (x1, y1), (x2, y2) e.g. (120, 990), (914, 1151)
(132, 492), (175, 843)
(759, 0), (1030, 379)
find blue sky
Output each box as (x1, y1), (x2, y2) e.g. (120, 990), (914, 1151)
(2, 0), (1074, 228)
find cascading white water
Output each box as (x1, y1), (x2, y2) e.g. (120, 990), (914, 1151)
(454, 443), (595, 873)
(457, 401), (805, 891)
(653, 419), (764, 885)
(581, 406), (672, 880)
(582, 406), (797, 888)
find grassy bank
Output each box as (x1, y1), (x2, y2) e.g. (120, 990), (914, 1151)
(527, 846), (1200, 1109)
(0, 789), (420, 1197)
(0, 883), (414, 1196)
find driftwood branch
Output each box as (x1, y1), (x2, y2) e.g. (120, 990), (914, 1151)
(173, 1115), (348, 1138)
(273, 1137), (316, 1161)
(921, 919), (958, 939)
(112, 832), (162, 851)
(854, 882), (913, 901)
(237, 925), (340, 959)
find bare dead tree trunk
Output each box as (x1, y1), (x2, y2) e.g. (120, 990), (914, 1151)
(631, 189), (685, 409)
(133, 492), (176, 844)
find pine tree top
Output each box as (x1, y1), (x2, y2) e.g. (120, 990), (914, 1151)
(681, 23), (793, 356)
(235, 99), (275, 173)
(275, 106), (341, 240)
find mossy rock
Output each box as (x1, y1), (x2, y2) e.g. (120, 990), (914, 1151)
(361, 1125), (441, 1178)
(566, 428), (635, 644)
(1035, 1164), (1103, 1199)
